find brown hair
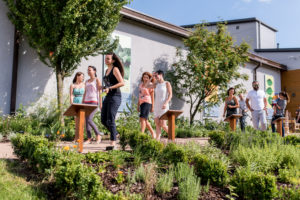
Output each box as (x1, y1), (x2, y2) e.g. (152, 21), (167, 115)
(141, 72), (152, 82)
(107, 53), (124, 78)
(279, 91), (290, 103)
(227, 87), (235, 96)
(72, 72), (84, 84)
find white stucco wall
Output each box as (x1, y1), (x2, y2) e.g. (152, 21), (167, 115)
(0, 1), (14, 115)
(259, 24), (277, 49)
(256, 51), (300, 70)
(207, 22), (258, 50)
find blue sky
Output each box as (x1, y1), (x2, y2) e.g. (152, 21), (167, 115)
(126, 0), (300, 48)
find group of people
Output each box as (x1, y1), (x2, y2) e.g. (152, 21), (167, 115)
(70, 53), (125, 148)
(70, 52), (173, 147)
(223, 80), (289, 136)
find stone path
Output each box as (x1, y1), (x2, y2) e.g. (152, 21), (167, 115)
(0, 137), (210, 158)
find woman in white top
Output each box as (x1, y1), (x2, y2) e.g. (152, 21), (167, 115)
(146, 70), (172, 140)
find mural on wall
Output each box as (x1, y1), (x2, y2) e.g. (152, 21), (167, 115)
(103, 33), (132, 111)
(265, 74), (275, 119)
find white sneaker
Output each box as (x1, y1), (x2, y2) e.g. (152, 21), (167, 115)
(83, 140), (92, 145)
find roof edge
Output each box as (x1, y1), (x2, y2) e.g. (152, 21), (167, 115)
(255, 48), (300, 52)
(249, 52), (287, 71)
(182, 17), (278, 32)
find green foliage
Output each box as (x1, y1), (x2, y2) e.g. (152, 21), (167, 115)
(193, 154), (229, 186)
(166, 23), (249, 124)
(278, 167), (300, 185)
(175, 128), (207, 138)
(173, 162), (195, 182)
(161, 143), (188, 164)
(134, 164), (146, 182)
(231, 168), (278, 200)
(85, 152), (111, 164)
(284, 135), (300, 145)
(208, 130), (226, 149)
(155, 170), (174, 194)
(277, 186), (300, 200)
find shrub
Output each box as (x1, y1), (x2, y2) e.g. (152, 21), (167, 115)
(178, 169), (201, 200)
(231, 168), (278, 200)
(284, 135), (300, 146)
(193, 154), (228, 186)
(85, 152), (112, 164)
(155, 170), (174, 194)
(208, 130), (226, 149)
(277, 186), (300, 200)
(174, 162), (195, 182)
(175, 128), (206, 138)
(160, 143), (188, 164)
(134, 164), (146, 182)
(278, 167), (300, 185)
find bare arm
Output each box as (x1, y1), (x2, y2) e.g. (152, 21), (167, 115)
(145, 78), (156, 89)
(150, 89), (154, 112)
(164, 81), (172, 105)
(233, 96), (240, 108)
(223, 98), (227, 117)
(263, 97), (267, 110)
(246, 98), (253, 111)
(96, 78), (102, 109)
(70, 84), (74, 104)
(82, 82), (86, 103)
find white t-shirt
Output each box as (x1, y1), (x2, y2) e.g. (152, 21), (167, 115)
(246, 90), (266, 110)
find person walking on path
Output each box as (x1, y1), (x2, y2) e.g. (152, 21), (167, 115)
(82, 66), (103, 144)
(146, 70), (172, 140)
(246, 81), (268, 131)
(138, 72), (155, 138)
(101, 53), (125, 148)
(271, 91), (289, 136)
(238, 93), (248, 132)
(223, 87), (239, 118)
(70, 72), (85, 104)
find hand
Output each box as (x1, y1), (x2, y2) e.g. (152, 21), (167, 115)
(162, 103), (167, 109)
(250, 108), (254, 112)
(227, 105), (233, 109)
(151, 107), (154, 113)
(223, 114), (225, 118)
(103, 88), (109, 94)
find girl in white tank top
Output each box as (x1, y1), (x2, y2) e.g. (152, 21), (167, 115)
(145, 70), (172, 140)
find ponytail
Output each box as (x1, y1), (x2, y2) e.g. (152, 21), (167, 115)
(280, 91), (290, 103)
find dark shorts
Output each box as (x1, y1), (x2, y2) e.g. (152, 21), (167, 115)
(140, 103), (152, 119)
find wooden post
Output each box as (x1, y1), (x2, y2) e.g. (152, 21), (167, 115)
(273, 117), (286, 137)
(160, 110), (183, 142)
(224, 114), (242, 131)
(64, 104), (98, 153)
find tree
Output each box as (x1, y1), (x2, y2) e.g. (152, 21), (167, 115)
(3, 0), (130, 125)
(166, 24), (249, 124)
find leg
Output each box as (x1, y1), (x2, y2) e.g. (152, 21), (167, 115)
(101, 97), (109, 129)
(155, 117), (161, 140)
(240, 116), (246, 132)
(145, 120), (155, 138)
(85, 114), (92, 140)
(260, 110), (267, 131)
(271, 116), (276, 133)
(106, 95), (121, 143)
(140, 118), (146, 133)
(87, 108), (102, 136)
(251, 111), (259, 130)
(161, 119), (168, 133)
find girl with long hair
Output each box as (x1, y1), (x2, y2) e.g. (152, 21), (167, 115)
(146, 70), (172, 140)
(82, 66), (103, 144)
(271, 91), (289, 136)
(101, 53), (125, 148)
(223, 87), (239, 118)
(138, 72), (155, 138)
(70, 72), (85, 104)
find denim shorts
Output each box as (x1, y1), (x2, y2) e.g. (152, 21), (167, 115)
(139, 103), (152, 119)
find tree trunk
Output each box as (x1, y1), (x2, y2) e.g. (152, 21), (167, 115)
(56, 69), (65, 129)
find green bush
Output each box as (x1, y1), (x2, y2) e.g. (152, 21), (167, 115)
(175, 128), (207, 138)
(160, 143), (188, 164)
(231, 168), (278, 200)
(284, 135), (300, 146)
(277, 186), (300, 200)
(208, 130), (226, 149)
(173, 162), (195, 182)
(193, 154), (228, 186)
(278, 167), (300, 185)
(155, 170), (174, 194)
(85, 152), (112, 164)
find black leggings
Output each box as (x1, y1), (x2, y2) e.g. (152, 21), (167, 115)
(101, 94), (121, 141)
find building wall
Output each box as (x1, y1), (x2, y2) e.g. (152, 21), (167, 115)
(259, 24), (277, 49)
(281, 69), (300, 118)
(256, 52), (300, 70)
(206, 22), (258, 50)
(0, 1), (14, 114)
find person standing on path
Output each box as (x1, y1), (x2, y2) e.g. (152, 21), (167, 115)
(223, 87), (239, 118)
(146, 70), (172, 140)
(238, 93), (248, 132)
(82, 66), (103, 144)
(70, 72), (85, 104)
(101, 53), (125, 148)
(246, 81), (268, 131)
(138, 72), (155, 138)
(271, 91), (289, 136)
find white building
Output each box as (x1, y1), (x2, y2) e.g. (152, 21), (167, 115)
(0, 3), (290, 122)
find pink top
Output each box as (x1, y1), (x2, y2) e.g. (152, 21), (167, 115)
(84, 79), (98, 104)
(139, 84), (153, 105)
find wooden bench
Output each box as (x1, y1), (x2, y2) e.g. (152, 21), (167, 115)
(224, 114), (242, 131)
(273, 117), (286, 137)
(160, 110), (183, 141)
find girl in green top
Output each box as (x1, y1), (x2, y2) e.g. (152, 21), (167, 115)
(70, 72), (85, 104)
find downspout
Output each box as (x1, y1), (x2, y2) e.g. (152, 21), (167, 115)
(254, 62), (262, 81)
(10, 28), (20, 115)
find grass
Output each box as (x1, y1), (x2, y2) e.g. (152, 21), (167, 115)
(0, 159), (46, 200)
